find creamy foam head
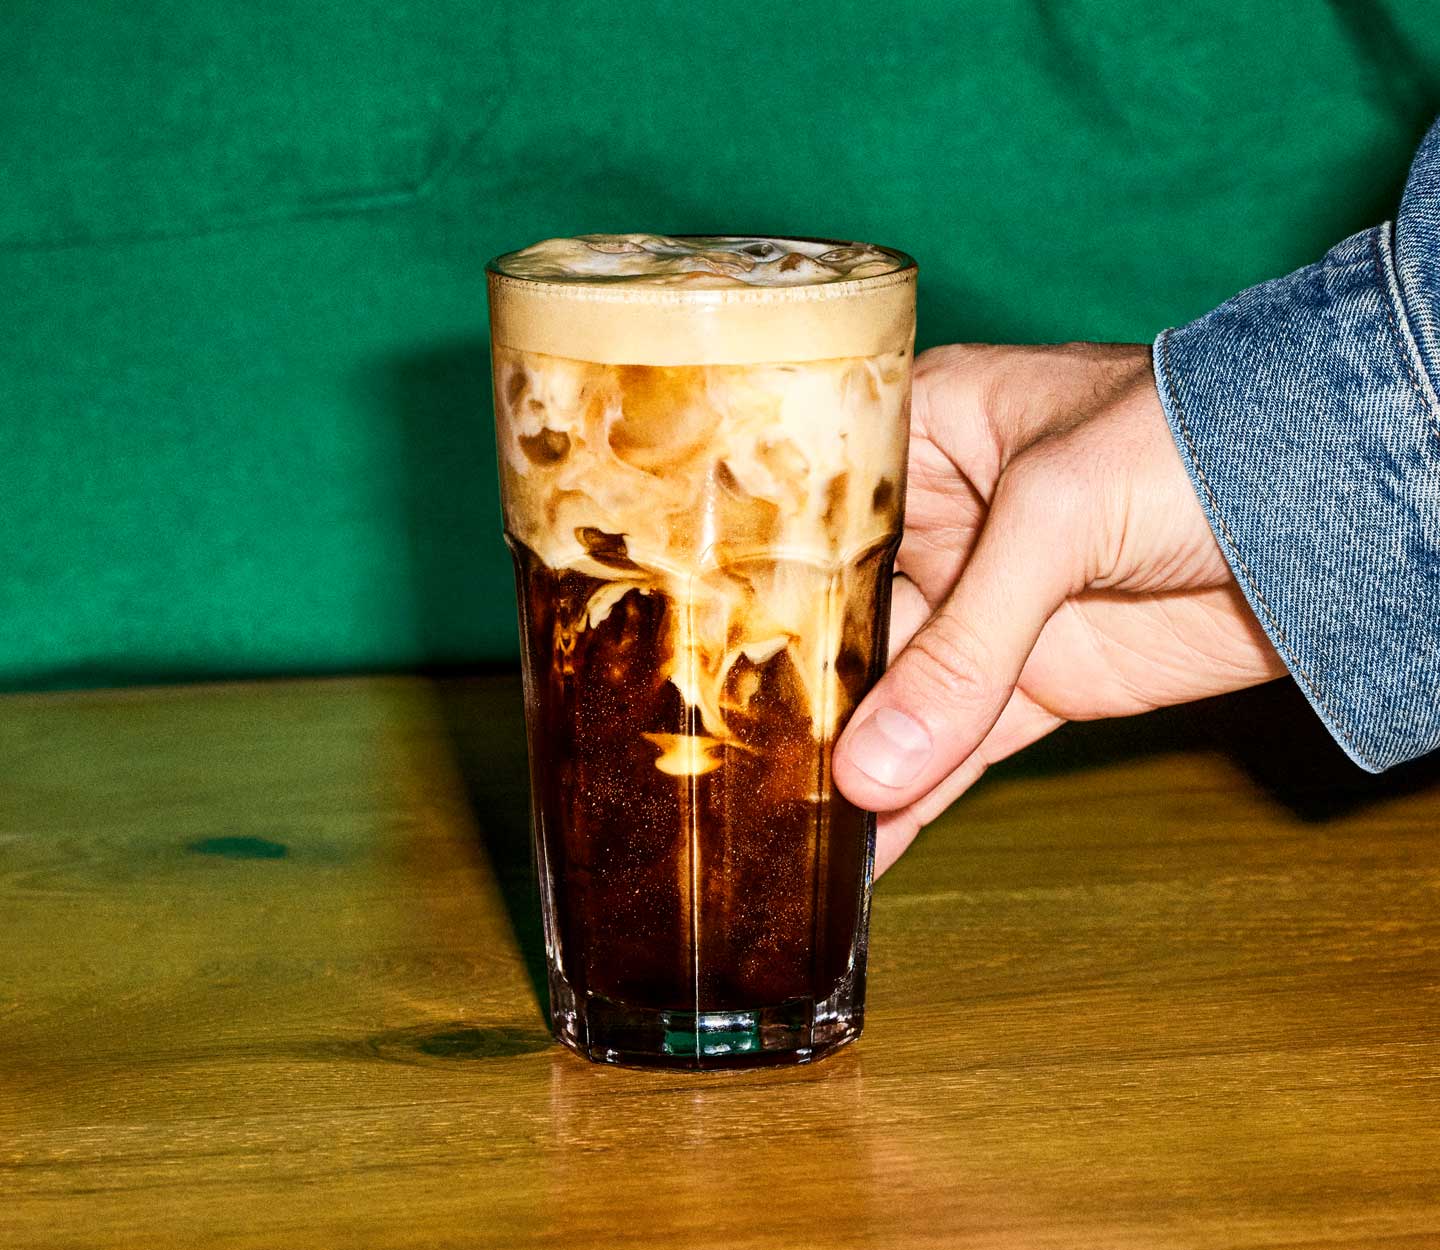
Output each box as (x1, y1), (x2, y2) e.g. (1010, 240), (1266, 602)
(488, 233), (916, 365)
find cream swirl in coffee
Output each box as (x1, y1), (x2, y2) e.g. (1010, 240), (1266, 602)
(489, 234), (915, 772)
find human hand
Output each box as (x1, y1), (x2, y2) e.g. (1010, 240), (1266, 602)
(833, 342), (1288, 874)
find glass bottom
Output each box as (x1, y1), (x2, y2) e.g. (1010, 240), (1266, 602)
(547, 973), (864, 1070)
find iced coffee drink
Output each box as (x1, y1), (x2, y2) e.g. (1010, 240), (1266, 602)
(487, 234), (915, 1068)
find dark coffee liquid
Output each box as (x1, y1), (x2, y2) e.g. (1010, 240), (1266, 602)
(512, 538), (896, 1014)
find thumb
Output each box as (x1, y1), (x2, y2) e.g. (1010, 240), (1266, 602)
(834, 456), (1083, 812)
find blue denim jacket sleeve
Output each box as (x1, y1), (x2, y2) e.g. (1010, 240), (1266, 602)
(1153, 117), (1440, 772)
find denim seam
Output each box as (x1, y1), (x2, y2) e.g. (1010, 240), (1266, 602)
(1157, 334), (1379, 770)
(1372, 225), (1440, 444)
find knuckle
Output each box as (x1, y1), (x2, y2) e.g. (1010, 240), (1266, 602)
(1000, 442), (1088, 522)
(899, 613), (995, 711)
(914, 342), (981, 379)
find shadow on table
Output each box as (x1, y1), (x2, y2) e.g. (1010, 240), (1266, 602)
(430, 672), (550, 1022)
(1203, 681), (1440, 822)
(378, 338), (550, 1021)
(991, 679), (1440, 824)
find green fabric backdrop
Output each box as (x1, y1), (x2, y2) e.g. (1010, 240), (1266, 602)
(3, 1), (1437, 691)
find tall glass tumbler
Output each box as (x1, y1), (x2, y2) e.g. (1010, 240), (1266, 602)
(487, 235), (916, 1068)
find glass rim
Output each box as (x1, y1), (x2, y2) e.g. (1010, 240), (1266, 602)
(485, 234), (918, 303)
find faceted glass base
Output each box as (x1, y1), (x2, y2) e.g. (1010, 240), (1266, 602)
(547, 973), (864, 1070)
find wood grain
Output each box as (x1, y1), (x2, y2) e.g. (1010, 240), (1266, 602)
(1, 675), (1437, 1249)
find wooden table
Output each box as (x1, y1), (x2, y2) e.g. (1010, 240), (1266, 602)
(3, 675), (1437, 1248)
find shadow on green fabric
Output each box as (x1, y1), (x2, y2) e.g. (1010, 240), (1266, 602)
(187, 835), (290, 860)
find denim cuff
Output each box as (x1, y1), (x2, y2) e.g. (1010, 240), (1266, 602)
(1153, 223), (1440, 772)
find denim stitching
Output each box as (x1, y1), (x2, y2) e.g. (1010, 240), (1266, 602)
(1372, 225), (1440, 444)
(1158, 332), (1379, 770)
